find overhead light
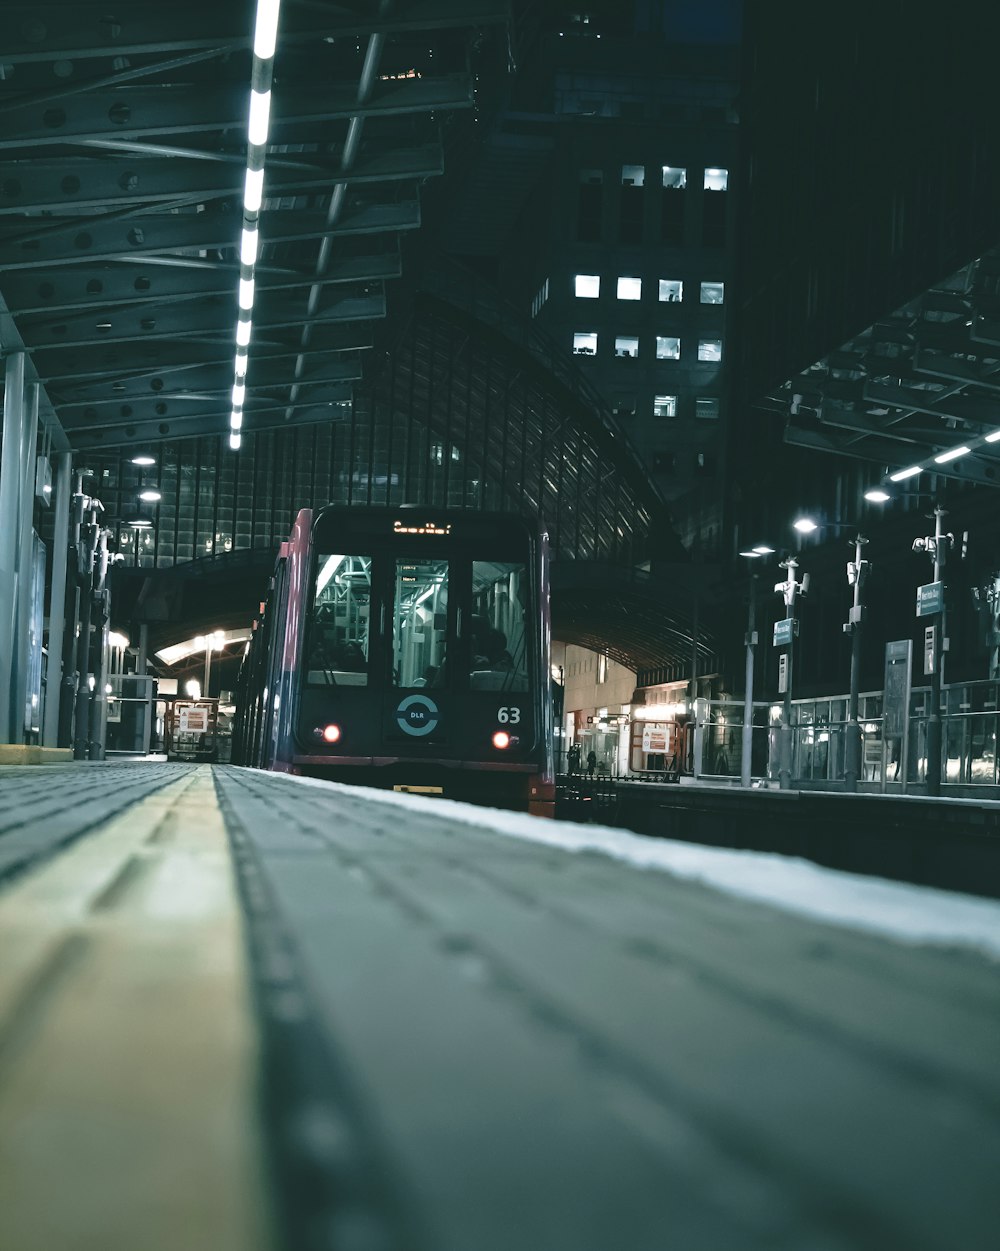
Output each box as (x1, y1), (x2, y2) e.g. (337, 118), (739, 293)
(253, 0), (282, 60)
(934, 445), (970, 464)
(244, 166), (265, 213)
(230, 431), (242, 450)
(985, 430), (1000, 444)
(752, 544), (775, 554)
(232, 381), (246, 406)
(138, 489), (161, 502)
(865, 489), (891, 503)
(235, 349), (248, 377)
(248, 89), (272, 145)
(130, 454), (156, 467)
(127, 517), (153, 529)
(889, 465), (922, 482)
(793, 517), (818, 533)
(238, 277), (255, 310)
(231, 411), (243, 430)
(240, 227), (259, 266)
(236, 319), (252, 346)
(739, 549), (762, 558)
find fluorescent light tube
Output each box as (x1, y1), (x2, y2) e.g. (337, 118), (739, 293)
(248, 89), (271, 145)
(253, 0), (281, 60)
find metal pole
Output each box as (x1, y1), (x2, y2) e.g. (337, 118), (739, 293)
(779, 599), (795, 790)
(843, 534), (868, 793)
(13, 384), (39, 739)
(204, 643), (212, 699)
(741, 574), (757, 787)
(926, 505), (946, 796)
(43, 451), (72, 746)
(74, 581), (93, 759)
(0, 352), (26, 742)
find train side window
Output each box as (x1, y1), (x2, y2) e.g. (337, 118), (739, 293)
(307, 553), (372, 686)
(392, 557), (449, 688)
(470, 562), (529, 692)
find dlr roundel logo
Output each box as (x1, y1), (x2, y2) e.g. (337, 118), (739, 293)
(395, 694), (441, 737)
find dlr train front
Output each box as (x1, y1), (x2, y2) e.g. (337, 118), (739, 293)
(277, 506), (555, 816)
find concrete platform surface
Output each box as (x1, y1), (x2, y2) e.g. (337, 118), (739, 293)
(0, 762), (998, 1251)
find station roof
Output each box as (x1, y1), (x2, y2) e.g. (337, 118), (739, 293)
(766, 246), (1000, 491)
(0, 0), (507, 453)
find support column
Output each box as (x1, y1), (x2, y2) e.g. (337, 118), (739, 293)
(43, 452), (73, 746)
(0, 353), (27, 743)
(13, 384), (39, 739)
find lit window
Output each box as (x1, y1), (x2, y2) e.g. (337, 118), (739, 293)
(617, 276), (641, 301)
(615, 335), (639, 358)
(621, 164), (645, 187)
(573, 331), (598, 356)
(695, 397), (720, 419)
(704, 167), (728, 191)
(700, 281), (724, 304)
(662, 166), (687, 189)
(656, 336), (680, 360)
(659, 279), (683, 303)
(653, 395), (677, 418)
(575, 274), (600, 298)
(698, 339), (722, 362)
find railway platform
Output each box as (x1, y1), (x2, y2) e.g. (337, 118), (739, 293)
(1, 762), (999, 1251)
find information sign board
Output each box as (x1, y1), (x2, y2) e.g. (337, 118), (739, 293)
(916, 581), (944, 617)
(773, 617), (793, 647)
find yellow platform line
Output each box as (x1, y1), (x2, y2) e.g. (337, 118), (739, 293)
(0, 766), (274, 1251)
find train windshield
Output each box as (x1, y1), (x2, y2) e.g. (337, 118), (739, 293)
(392, 558), (449, 688)
(306, 553), (372, 686)
(469, 561), (529, 692)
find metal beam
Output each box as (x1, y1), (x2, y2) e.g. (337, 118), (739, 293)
(0, 145), (443, 216)
(0, 1), (509, 64)
(0, 79), (474, 150)
(0, 203), (421, 270)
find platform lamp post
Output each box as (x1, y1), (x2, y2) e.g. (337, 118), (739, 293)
(773, 553), (809, 790)
(736, 543), (777, 787)
(911, 505), (954, 797)
(792, 516), (871, 793)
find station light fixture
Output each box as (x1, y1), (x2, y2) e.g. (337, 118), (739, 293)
(227, 0), (284, 454)
(130, 453), (156, 467)
(864, 488), (891, 503)
(889, 464), (923, 482)
(985, 430), (1000, 444)
(793, 517), (818, 533)
(138, 489), (161, 502)
(127, 517), (153, 529)
(935, 445), (969, 464)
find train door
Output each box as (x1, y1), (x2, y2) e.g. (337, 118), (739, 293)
(381, 550), (453, 749)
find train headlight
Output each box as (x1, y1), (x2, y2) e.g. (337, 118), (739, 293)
(321, 723), (341, 744)
(492, 731), (511, 750)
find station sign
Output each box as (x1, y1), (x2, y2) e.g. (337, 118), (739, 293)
(923, 625), (936, 676)
(916, 580), (944, 617)
(772, 617), (794, 647)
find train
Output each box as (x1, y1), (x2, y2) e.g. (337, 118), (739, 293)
(232, 505), (555, 815)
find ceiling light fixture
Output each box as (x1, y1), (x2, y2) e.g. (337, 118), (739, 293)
(889, 465), (923, 482)
(228, 0), (283, 455)
(934, 445), (970, 464)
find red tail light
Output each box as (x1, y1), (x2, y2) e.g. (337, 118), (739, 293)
(322, 724), (341, 744)
(492, 731), (511, 750)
